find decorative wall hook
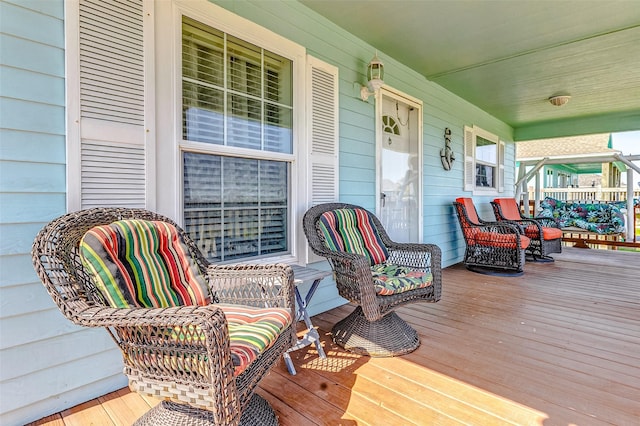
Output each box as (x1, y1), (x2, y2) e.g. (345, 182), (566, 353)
(440, 128), (455, 171)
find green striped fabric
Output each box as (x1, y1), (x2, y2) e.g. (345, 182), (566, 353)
(79, 219), (210, 308)
(165, 304), (292, 376)
(318, 208), (389, 265)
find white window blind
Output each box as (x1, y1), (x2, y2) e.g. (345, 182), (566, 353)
(181, 17), (293, 262)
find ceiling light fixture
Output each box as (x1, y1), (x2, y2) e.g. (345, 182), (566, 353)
(360, 52), (385, 101)
(548, 95), (571, 107)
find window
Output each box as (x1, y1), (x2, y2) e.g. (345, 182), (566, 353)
(546, 169), (554, 187)
(70, 0), (338, 264)
(464, 125), (504, 194)
(181, 18), (293, 261)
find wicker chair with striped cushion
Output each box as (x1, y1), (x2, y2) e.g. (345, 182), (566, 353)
(453, 197), (531, 276)
(303, 203), (442, 357)
(32, 208), (296, 426)
(491, 197), (562, 262)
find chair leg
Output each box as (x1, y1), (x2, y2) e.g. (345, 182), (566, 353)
(331, 306), (420, 357)
(134, 393), (278, 426)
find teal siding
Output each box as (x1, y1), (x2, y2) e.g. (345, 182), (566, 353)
(1, 0), (518, 423)
(0, 1), (125, 424)
(214, 0), (516, 266)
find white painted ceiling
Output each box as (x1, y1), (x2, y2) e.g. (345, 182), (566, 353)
(300, 0), (640, 140)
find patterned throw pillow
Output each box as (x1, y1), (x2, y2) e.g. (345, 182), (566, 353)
(370, 263), (432, 296)
(318, 208), (389, 265)
(80, 219), (210, 308)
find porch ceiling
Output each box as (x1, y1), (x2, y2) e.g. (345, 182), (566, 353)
(299, 0), (640, 141)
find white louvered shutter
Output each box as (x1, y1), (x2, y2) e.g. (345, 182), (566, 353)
(463, 125), (475, 191)
(306, 56), (339, 264)
(72, 0), (152, 209)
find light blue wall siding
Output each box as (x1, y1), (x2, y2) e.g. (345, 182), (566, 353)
(215, 0), (516, 267)
(0, 0), (517, 423)
(0, 1), (126, 424)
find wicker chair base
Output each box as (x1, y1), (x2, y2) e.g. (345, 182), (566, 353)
(331, 306), (420, 357)
(526, 254), (555, 263)
(133, 394), (278, 426)
(466, 265), (524, 277)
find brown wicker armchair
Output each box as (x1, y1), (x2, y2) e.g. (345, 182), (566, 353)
(453, 197), (531, 276)
(303, 203), (442, 357)
(491, 197), (562, 262)
(32, 207), (296, 426)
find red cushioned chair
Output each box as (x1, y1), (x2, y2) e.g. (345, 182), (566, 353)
(491, 197), (562, 262)
(453, 197), (530, 276)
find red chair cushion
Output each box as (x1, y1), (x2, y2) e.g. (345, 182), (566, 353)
(456, 197), (480, 223)
(524, 224), (562, 240)
(493, 198), (522, 221)
(475, 231), (530, 249)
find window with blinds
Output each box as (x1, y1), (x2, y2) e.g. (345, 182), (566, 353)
(181, 17), (293, 261)
(463, 125), (505, 195)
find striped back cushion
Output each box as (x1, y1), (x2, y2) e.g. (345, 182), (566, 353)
(80, 220), (210, 308)
(318, 208), (389, 265)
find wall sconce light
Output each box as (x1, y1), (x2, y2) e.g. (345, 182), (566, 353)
(548, 95), (571, 107)
(360, 52), (385, 101)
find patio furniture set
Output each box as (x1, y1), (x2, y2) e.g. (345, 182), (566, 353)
(32, 203), (442, 425)
(453, 197), (563, 276)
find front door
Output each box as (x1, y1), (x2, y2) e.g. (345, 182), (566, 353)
(377, 89), (422, 242)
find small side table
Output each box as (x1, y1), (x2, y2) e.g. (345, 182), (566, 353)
(282, 265), (331, 375)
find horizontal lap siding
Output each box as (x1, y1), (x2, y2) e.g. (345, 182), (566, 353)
(219, 0), (516, 267)
(2, 0), (517, 423)
(0, 1), (126, 424)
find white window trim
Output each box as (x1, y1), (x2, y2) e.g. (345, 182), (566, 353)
(464, 125), (505, 196)
(155, 0), (307, 264)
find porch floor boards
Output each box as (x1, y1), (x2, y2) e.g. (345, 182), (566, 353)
(28, 248), (639, 426)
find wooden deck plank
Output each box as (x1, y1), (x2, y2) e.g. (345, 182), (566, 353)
(59, 399), (114, 426)
(25, 248), (640, 426)
(27, 414), (65, 426)
(98, 388), (153, 426)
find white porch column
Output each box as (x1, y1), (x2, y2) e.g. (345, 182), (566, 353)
(627, 168), (634, 242)
(534, 168), (542, 215)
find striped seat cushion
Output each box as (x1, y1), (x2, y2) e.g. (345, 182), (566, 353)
(371, 263), (433, 296)
(80, 219), (210, 308)
(318, 208), (389, 265)
(165, 304), (292, 376)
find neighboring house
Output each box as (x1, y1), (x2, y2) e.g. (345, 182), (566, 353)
(516, 133), (624, 189)
(2, 0), (518, 423)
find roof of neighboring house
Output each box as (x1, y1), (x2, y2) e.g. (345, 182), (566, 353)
(515, 133), (618, 159)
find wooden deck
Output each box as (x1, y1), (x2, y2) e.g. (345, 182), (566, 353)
(29, 248), (640, 426)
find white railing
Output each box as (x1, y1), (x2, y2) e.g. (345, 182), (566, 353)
(528, 188), (640, 202)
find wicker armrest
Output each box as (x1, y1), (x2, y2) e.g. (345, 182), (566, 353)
(386, 242), (441, 266)
(69, 302), (223, 328)
(479, 221), (524, 235)
(207, 263), (295, 311)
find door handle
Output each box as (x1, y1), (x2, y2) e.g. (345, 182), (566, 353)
(381, 192), (386, 207)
